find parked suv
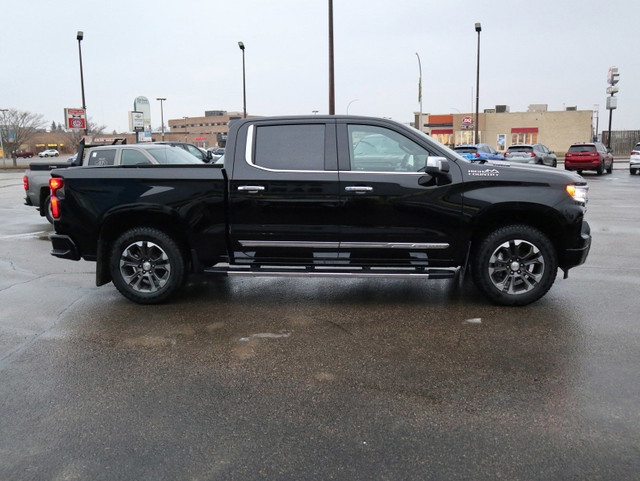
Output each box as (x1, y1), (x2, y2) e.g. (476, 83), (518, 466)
(454, 144), (504, 161)
(504, 144), (557, 167)
(629, 143), (640, 175)
(564, 142), (613, 175)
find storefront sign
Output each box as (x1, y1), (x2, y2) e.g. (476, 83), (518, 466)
(64, 108), (86, 129)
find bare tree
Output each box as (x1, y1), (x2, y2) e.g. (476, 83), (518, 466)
(0, 109), (46, 166)
(62, 119), (107, 151)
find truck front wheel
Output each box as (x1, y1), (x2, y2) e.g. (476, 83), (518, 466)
(109, 227), (185, 304)
(471, 225), (558, 306)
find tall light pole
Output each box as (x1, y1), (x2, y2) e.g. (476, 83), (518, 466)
(156, 98), (166, 140)
(346, 99), (359, 115)
(328, 0), (335, 115)
(238, 42), (246, 118)
(416, 53), (423, 132)
(0, 108), (8, 169)
(474, 23), (481, 144)
(76, 31), (88, 136)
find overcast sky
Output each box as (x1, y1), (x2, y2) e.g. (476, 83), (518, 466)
(3, 0), (638, 133)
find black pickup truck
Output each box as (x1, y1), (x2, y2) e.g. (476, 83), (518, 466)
(49, 116), (591, 305)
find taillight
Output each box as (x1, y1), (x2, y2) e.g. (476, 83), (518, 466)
(631, 151), (640, 155)
(49, 177), (63, 219)
(23, 176), (29, 190)
(475, 152), (480, 158)
(50, 177), (63, 192)
(530, 152), (536, 157)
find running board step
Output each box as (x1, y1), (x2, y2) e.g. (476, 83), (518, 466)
(204, 265), (458, 279)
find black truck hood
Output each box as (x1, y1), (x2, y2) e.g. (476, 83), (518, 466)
(465, 159), (585, 184)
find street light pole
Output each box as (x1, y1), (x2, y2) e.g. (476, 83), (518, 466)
(474, 23), (481, 145)
(346, 99), (359, 115)
(0, 108), (8, 169)
(328, 0), (335, 115)
(238, 42), (246, 118)
(416, 52), (423, 132)
(76, 31), (88, 136)
(156, 98), (166, 140)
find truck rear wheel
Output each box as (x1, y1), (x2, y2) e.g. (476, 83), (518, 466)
(471, 225), (558, 306)
(109, 227), (185, 304)
(44, 195), (54, 224)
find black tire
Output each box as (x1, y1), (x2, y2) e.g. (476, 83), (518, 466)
(577, 169), (583, 175)
(552, 159), (557, 168)
(109, 227), (185, 304)
(44, 195), (54, 224)
(631, 168), (638, 175)
(596, 162), (604, 175)
(606, 161), (613, 174)
(471, 225), (558, 306)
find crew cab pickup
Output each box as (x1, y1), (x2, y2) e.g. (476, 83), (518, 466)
(49, 116), (591, 306)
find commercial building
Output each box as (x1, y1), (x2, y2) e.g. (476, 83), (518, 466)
(414, 105), (593, 154)
(168, 110), (255, 148)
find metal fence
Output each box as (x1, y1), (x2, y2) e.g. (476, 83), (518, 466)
(601, 130), (640, 155)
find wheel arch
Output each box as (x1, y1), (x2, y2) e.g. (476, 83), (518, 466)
(96, 208), (194, 286)
(470, 203), (567, 256)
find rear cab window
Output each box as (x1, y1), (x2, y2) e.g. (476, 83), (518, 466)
(87, 149), (117, 166)
(568, 145), (596, 153)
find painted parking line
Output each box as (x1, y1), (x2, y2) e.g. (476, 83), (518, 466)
(0, 231), (48, 240)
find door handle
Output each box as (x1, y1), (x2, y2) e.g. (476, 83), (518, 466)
(237, 185), (265, 193)
(345, 186), (373, 194)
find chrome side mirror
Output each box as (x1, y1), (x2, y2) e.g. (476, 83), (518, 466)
(426, 156), (450, 175)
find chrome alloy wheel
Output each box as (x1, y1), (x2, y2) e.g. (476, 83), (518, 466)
(119, 241), (171, 293)
(488, 239), (545, 295)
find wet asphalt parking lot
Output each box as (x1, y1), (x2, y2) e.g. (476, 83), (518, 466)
(0, 166), (638, 480)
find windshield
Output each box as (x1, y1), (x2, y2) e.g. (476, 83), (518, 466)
(507, 146), (533, 153)
(454, 146), (478, 153)
(146, 146), (204, 164)
(568, 145), (596, 152)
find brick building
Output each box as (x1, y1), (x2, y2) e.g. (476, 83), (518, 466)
(414, 105), (593, 155)
(168, 110), (259, 148)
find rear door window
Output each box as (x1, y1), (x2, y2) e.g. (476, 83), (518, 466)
(253, 124), (325, 171)
(87, 149), (116, 166)
(509, 146), (533, 153)
(121, 149), (152, 165)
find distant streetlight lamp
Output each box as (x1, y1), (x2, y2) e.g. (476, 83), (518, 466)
(76, 31), (88, 136)
(346, 99), (359, 115)
(238, 41), (247, 118)
(156, 98), (166, 140)
(416, 53), (423, 132)
(312, 110), (319, 115)
(474, 22), (481, 144)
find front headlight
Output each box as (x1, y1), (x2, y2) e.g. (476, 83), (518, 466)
(566, 184), (588, 203)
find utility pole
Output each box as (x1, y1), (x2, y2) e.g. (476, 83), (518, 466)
(156, 98), (166, 140)
(416, 53), (423, 132)
(238, 42), (247, 118)
(77, 31), (88, 136)
(0, 108), (8, 169)
(328, 0), (335, 115)
(474, 23), (481, 145)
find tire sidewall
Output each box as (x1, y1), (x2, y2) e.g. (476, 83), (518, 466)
(44, 195), (54, 224)
(109, 227), (185, 304)
(472, 225), (558, 306)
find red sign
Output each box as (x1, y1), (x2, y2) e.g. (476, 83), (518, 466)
(462, 116), (473, 125)
(195, 137), (207, 141)
(65, 108), (86, 130)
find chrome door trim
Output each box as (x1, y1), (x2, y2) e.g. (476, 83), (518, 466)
(345, 186), (373, 192)
(239, 240), (340, 249)
(239, 240), (449, 250)
(244, 124), (329, 174)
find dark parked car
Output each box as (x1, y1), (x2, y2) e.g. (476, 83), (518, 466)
(504, 144), (557, 167)
(564, 142), (613, 175)
(15, 150), (35, 158)
(155, 141), (212, 162)
(49, 116), (591, 306)
(454, 144), (504, 161)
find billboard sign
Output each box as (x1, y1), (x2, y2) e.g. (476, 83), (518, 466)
(133, 96), (151, 128)
(129, 111), (144, 132)
(64, 108), (87, 130)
